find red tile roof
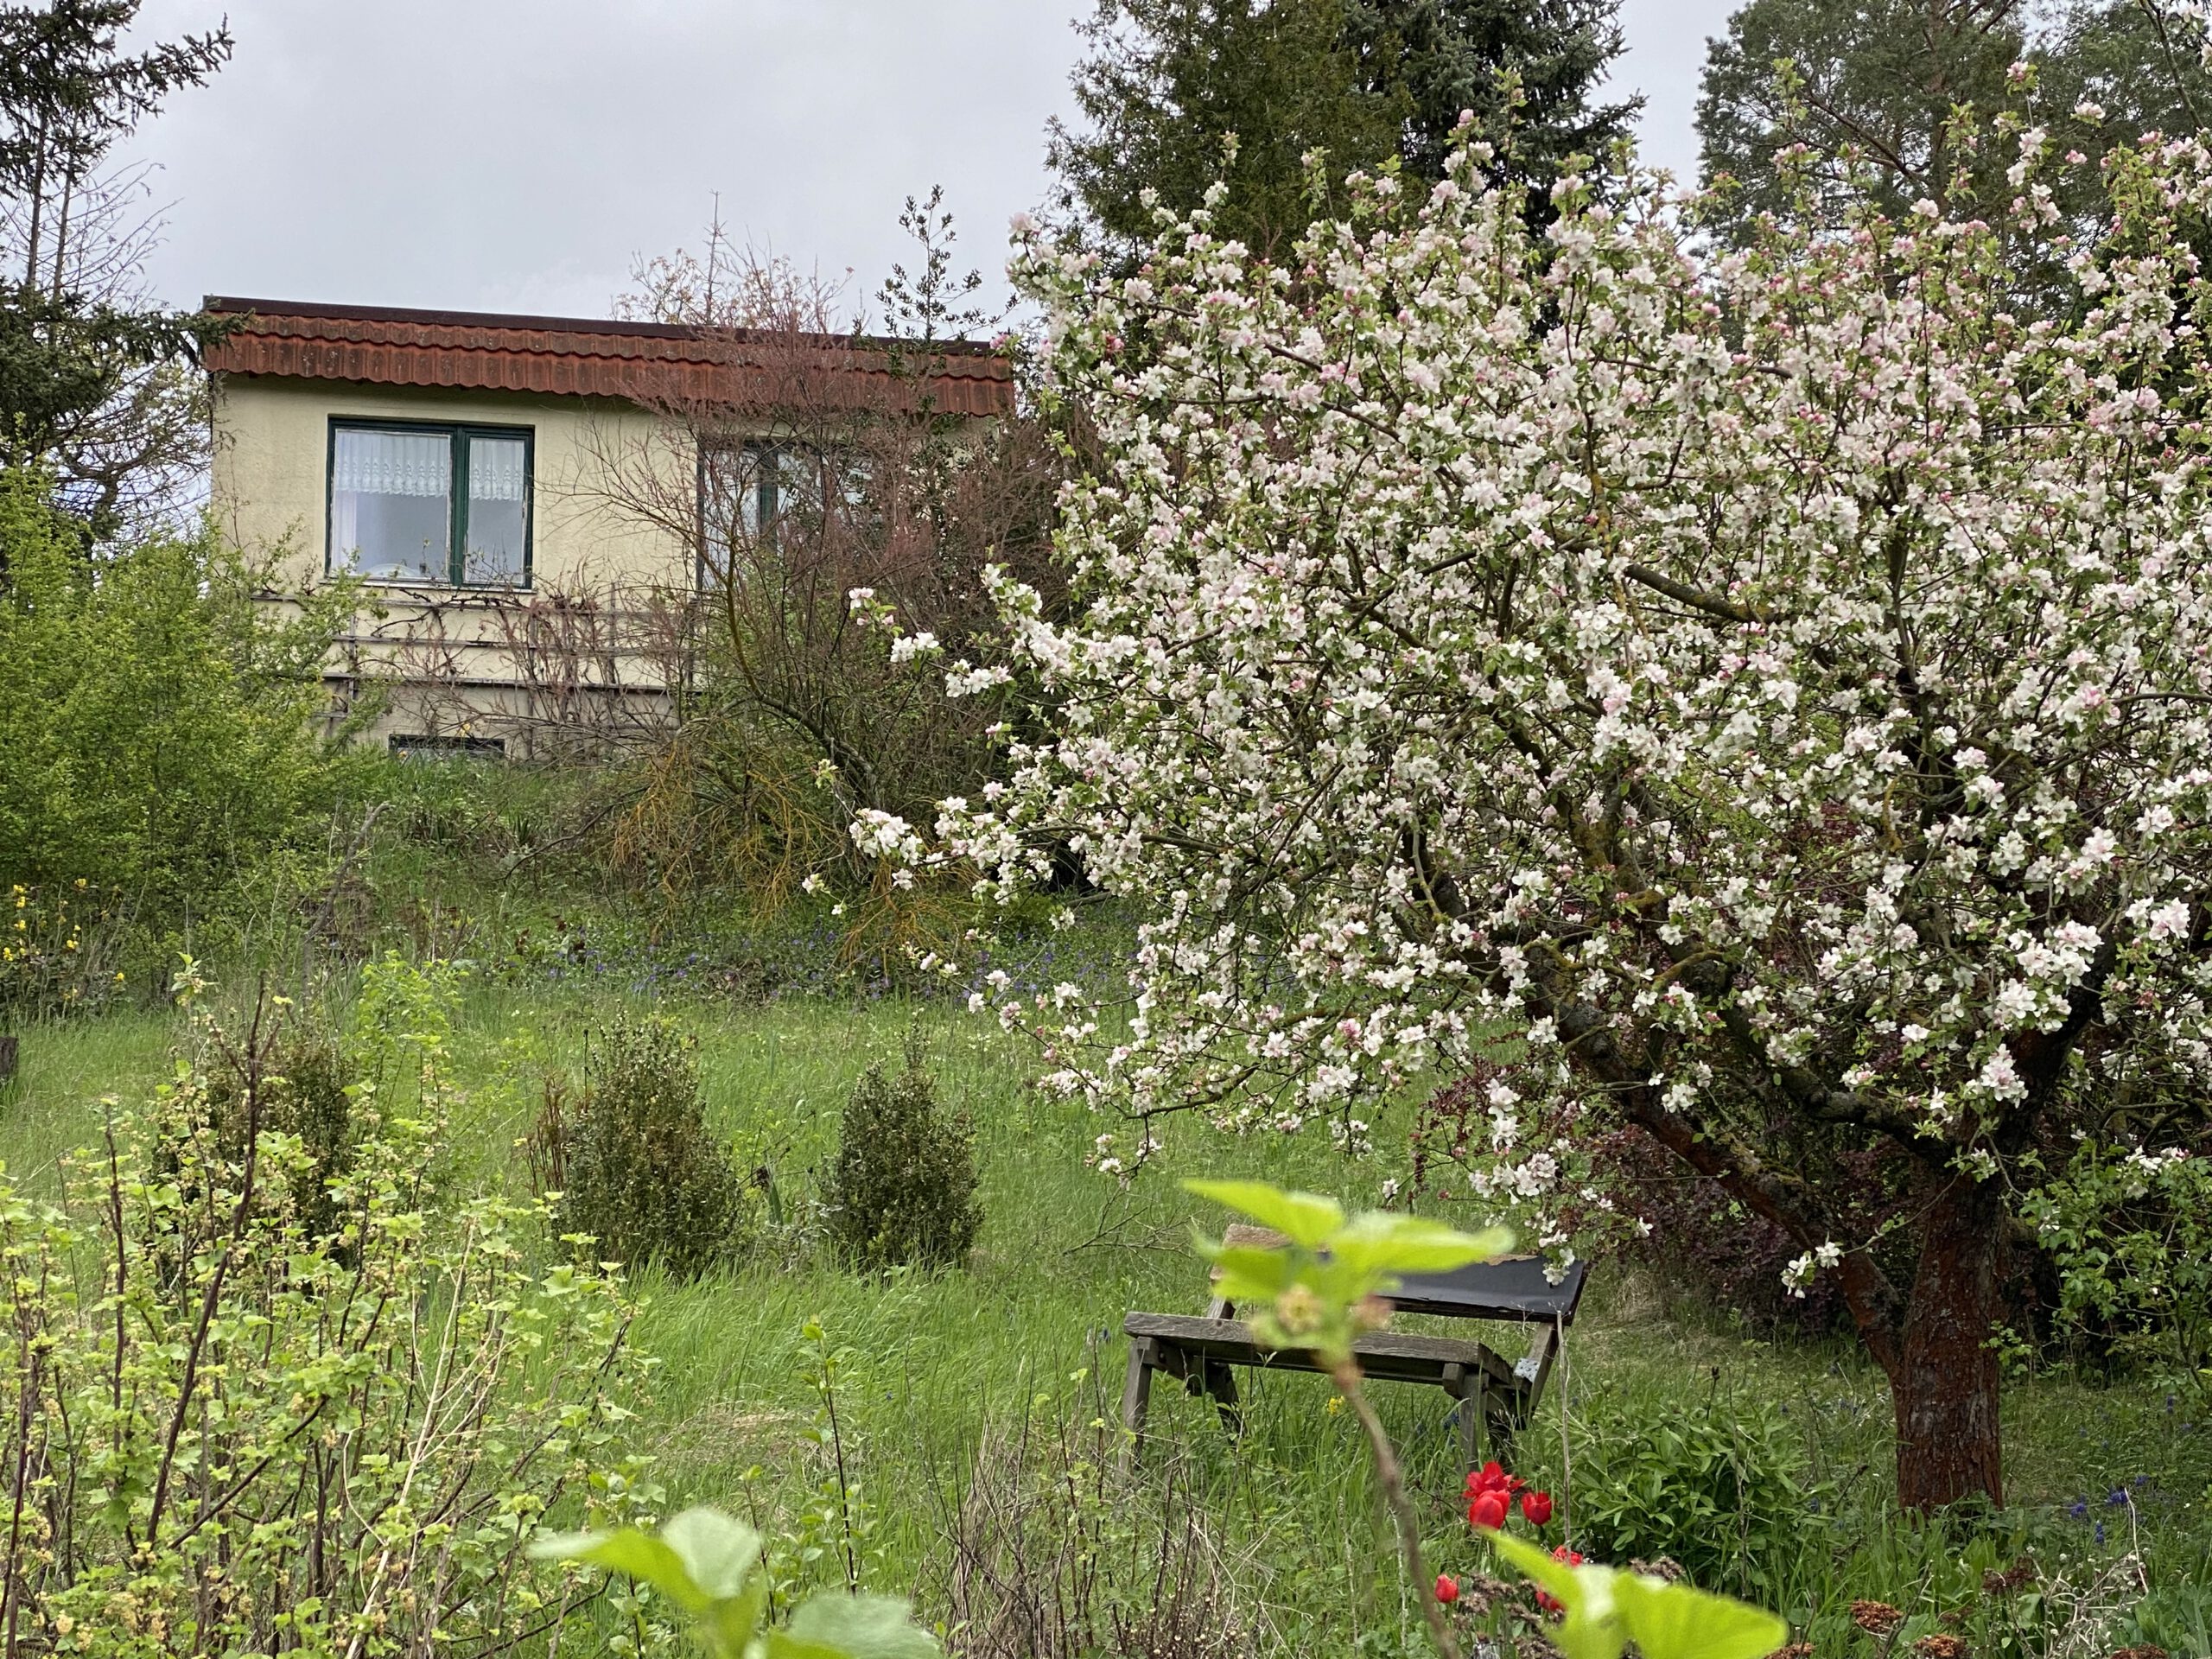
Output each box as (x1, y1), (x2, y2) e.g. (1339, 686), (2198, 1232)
(201, 296), (1016, 417)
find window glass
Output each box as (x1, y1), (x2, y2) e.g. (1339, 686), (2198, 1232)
(700, 442), (794, 572)
(464, 434), (529, 584)
(735, 443), (800, 541)
(330, 427), (450, 581)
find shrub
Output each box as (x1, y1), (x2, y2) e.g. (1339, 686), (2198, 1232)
(0, 878), (127, 1023)
(0, 469), (359, 921)
(562, 1012), (748, 1276)
(202, 1009), (358, 1242)
(2025, 1128), (2212, 1408)
(930, 1392), (1251, 1659)
(825, 1031), (980, 1271)
(0, 980), (651, 1656)
(1561, 1393), (1826, 1604)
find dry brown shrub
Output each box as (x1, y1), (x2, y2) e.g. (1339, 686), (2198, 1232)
(575, 233), (1063, 909)
(926, 1396), (1263, 1659)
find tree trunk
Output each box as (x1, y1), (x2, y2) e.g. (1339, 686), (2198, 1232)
(1891, 1176), (2005, 1510)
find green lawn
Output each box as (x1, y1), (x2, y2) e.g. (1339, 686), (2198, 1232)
(5, 980), (2209, 1657)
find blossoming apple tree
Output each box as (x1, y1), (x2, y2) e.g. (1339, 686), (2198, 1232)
(863, 127), (2212, 1510)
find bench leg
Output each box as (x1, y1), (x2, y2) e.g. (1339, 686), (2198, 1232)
(1120, 1336), (1157, 1471)
(1444, 1363), (1479, 1476)
(1444, 1358), (1530, 1471)
(1489, 1320), (1560, 1459)
(1198, 1358), (1242, 1435)
(1485, 1400), (1521, 1465)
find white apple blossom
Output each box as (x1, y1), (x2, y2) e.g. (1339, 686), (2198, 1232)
(887, 630), (942, 664)
(860, 127), (2212, 1504)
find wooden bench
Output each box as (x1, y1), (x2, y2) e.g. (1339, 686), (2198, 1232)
(1120, 1227), (1587, 1474)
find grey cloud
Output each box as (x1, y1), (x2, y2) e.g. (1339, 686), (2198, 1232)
(120, 0), (1730, 325)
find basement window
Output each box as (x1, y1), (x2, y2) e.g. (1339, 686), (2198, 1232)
(329, 420), (532, 586)
(389, 734), (506, 760)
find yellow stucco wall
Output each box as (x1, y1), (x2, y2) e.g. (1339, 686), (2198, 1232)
(211, 375), (696, 749)
(211, 374), (691, 589)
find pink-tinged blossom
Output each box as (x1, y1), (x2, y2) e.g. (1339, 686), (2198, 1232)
(854, 132), (2212, 1281)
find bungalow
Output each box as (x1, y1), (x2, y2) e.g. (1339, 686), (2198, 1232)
(203, 296), (1015, 753)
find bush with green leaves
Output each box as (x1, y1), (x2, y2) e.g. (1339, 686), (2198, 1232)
(0, 468), (359, 923)
(201, 1006), (356, 1238)
(1562, 1392), (1826, 1604)
(824, 1033), (980, 1271)
(0, 965), (652, 1657)
(563, 1012), (749, 1277)
(2025, 1135), (2212, 1410)
(0, 879), (127, 1024)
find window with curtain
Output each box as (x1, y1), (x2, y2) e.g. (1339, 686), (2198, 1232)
(699, 441), (799, 573)
(696, 442), (882, 585)
(329, 421), (533, 585)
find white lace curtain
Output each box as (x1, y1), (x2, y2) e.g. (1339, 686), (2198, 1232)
(469, 435), (526, 501)
(333, 428), (449, 497)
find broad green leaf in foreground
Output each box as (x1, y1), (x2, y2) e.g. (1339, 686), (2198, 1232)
(530, 1524), (709, 1611)
(662, 1506), (765, 1601)
(1613, 1569), (1792, 1659)
(771, 1593), (942, 1659)
(1486, 1530), (1788, 1659)
(532, 1508), (937, 1659)
(1181, 1179), (1346, 1249)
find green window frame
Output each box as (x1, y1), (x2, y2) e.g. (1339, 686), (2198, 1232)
(326, 416), (535, 587)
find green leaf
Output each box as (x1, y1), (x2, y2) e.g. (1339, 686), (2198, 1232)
(662, 1506), (763, 1601)
(769, 1592), (941, 1659)
(1612, 1571), (1789, 1659)
(1180, 1179), (1343, 1248)
(702, 1575), (770, 1659)
(528, 1527), (707, 1612)
(1485, 1529), (1586, 1606)
(1487, 1531), (1624, 1659)
(1487, 1531), (1788, 1659)
(1331, 1212), (1512, 1277)
(1191, 1236), (1296, 1300)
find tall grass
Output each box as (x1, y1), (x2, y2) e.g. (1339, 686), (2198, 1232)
(3, 978), (2204, 1656)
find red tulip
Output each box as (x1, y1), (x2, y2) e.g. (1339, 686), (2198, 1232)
(1466, 1460), (1509, 1494)
(1520, 1490), (1554, 1527)
(1435, 1573), (1460, 1605)
(1468, 1489), (1510, 1530)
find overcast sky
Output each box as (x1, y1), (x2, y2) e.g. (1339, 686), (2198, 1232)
(124, 0), (1736, 326)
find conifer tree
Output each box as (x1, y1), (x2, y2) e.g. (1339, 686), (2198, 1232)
(1697, 0), (2212, 244)
(1048, 0), (1638, 259)
(0, 0), (232, 531)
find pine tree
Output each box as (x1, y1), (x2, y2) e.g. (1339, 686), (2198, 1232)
(1344, 0), (1641, 201)
(0, 0), (232, 531)
(1047, 0), (1638, 261)
(1696, 0), (2212, 245)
